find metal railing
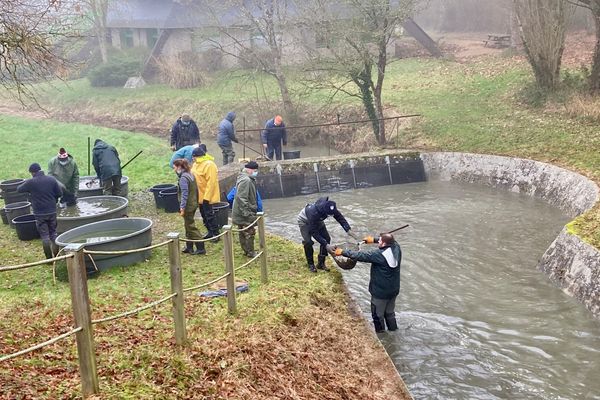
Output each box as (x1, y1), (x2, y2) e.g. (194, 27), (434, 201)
(0, 212), (268, 398)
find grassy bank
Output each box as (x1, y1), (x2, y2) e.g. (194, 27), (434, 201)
(0, 193), (410, 399)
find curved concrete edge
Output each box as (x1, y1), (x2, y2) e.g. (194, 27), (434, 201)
(538, 228), (600, 318)
(421, 151), (600, 318)
(420, 152), (598, 218)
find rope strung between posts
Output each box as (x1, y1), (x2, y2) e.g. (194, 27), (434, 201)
(83, 240), (173, 256)
(184, 230), (227, 243)
(182, 272), (230, 294)
(234, 251), (263, 272)
(91, 293), (177, 324)
(0, 254), (74, 273)
(0, 326), (82, 363)
(231, 216), (261, 233)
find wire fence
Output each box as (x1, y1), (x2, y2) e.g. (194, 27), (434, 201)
(0, 213), (269, 398)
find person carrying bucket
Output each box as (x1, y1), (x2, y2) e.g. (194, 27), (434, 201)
(261, 115), (287, 161)
(327, 233), (402, 333)
(17, 163), (63, 259)
(48, 147), (79, 207)
(297, 196), (352, 273)
(172, 158), (205, 255)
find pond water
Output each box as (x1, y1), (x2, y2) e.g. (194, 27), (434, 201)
(263, 181), (600, 400)
(68, 229), (138, 244)
(58, 197), (126, 218)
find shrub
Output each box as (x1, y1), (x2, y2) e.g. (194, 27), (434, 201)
(156, 52), (207, 89)
(87, 49), (146, 87)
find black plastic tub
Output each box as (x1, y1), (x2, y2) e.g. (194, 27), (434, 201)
(0, 208), (8, 225)
(150, 184), (176, 209)
(0, 178), (25, 193)
(5, 201), (31, 228)
(2, 190), (29, 205)
(158, 188), (179, 213)
(12, 214), (40, 241)
(283, 150), (301, 160)
(213, 201), (230, 228)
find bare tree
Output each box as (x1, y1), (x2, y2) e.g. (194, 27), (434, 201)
(82, 0), (110, 63)
(203, 0), (297, 122)
(299, 0), (417, 145)
(513, 0), (570, 90)
(1, 0), (82, 103)
(568, 0), (600, 93)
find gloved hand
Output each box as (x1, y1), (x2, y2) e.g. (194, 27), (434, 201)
(179, 209), (185, 217)
(326, 244), (336, 254)
(342, 223), (351, 233)
(334, 248), (343, 257)
(363, 236), (375, 244)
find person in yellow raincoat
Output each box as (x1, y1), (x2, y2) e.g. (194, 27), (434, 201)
(191, 144), (221, 240)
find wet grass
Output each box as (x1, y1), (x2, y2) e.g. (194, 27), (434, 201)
(0, 194), (404, 399)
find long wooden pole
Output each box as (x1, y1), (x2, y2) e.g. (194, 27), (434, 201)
(257, 212), (268, 284)
(167, 232), (186, 346)
(65, 244), (99, 397)
(222, 225), (237, 314)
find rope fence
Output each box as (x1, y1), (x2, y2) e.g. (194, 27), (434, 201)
(184, 230), (228, 243)
(0, 212), (269, 398)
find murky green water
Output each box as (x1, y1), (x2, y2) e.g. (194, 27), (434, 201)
(263, 181), (600, 400)
(69, 229), (137, 244)
(58, 197), (125, 217)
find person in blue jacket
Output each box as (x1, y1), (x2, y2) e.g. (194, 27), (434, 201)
(261, 115), (287, 161)
(216, 111), (238, 165)
(297, 196), (352, 273)
(328, 233), (401, 333)
(17, 163), (63, 259)
(169, 143), (200, 168)
(227, 186), (263, 212)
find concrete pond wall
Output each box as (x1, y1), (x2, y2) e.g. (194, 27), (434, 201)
(217, 150), (600, 318)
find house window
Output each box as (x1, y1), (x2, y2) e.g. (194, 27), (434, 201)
(146, 28), (159, 48)
(120, 29), (134, 48)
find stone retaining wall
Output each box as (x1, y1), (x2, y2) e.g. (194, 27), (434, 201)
(421, 152), (600, 318)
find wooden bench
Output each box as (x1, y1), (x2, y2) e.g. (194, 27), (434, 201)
(483, 34), (511, 48)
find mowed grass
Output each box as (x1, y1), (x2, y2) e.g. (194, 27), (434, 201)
(0, 114), (173, 190)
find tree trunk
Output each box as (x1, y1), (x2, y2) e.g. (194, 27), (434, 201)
(353, 66), (380, 144)
(590, 2), (600, 93)
(273, 68), (297, 124)
(91, 0), (109, 63)
(373, 36), (388, 145)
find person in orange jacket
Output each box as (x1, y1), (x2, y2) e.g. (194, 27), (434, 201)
(191, 144), (221, 240)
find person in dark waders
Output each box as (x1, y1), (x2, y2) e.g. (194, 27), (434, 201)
(261, 115), (287, 161)
(327, 233), (401, 333)
(173, 158), (205, 255)
(170, 113), (200, 151)
(297, 196), (352, 273)
(17, 163), (63, 259)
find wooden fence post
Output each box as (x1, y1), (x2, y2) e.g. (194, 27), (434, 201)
(222, 225), (237, 314)
(257, 212), (268, 284)
(65, 244), (99, 398)
(167, 232), (186, 346)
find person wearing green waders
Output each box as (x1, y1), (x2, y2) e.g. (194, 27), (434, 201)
(173, 158), (205, 255)
(92, 139), (122, 196)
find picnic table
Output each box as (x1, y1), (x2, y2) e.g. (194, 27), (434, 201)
(483, 34), (511, 48)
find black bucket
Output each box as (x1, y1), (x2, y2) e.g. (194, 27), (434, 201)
(0, 208), (8, 225)
(283, 150), (301, 160)
(158, 188), (179, 213)
(13, 214), (40, 241)
(150, 184), (176, 209)
(0, 178), (25, 193)
(213, 201), (230, 228)
(5, 201), (31, 228)
(2, 190), (29, 205)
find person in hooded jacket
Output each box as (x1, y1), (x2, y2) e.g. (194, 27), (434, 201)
(297, 196), (352, 273)
(17, 163), (63, 259)
(48, 147), (79, 207)
(173, 158), (205, 255)
(170, 114), (200, 151)
(191, 144), (221, 240)
(216, 111), (238, 165)
(327, 233), (401, 333)
(261, 115), (287, 161)
(169, 142), (200, 168)
(232, 161), (259, 257)
(92, 139), (122, 196)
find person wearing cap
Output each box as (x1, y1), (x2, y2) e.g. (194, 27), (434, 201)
(48, 147), (79, 207)
(327, 233), (401, 333)
(17, 163), (63, 259)
(261, 115), (287, 161)
(232, 161), (259, 257)
(169, 142), (200, 168)
(297, 196), (352, 273)
(191, 144), (221, 240)
(173, 158), (206, 255)
(170, 114), (200, 151)
(216, 111), (238, 165)
(92, 139), (122, 196)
